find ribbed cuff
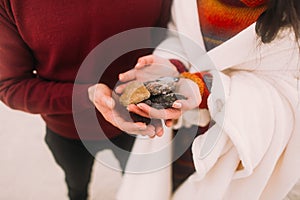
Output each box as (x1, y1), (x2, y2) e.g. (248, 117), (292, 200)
(72, 83), (95, 113)
(169, 59), (187, 73)
(193, 72), (210, 109)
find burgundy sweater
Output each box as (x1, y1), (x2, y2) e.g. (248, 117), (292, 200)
(0, 0), (172, 139)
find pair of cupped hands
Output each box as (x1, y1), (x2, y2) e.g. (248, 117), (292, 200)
(88, 55), (202, 138)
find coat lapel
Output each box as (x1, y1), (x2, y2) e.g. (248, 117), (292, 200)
(173, 0), (211, 73)
(207, 24), (259, 71)
(174, 0), (205, 49)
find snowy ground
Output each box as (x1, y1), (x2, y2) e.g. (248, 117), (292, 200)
(0, 102), (121, 200)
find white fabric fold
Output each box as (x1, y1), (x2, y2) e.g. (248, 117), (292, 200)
(116, 125), (173, 200)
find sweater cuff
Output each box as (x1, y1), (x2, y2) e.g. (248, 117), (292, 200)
(72, 84), (95, 112)
(169, 59), (187, 73)
(192, 72), (210, 109)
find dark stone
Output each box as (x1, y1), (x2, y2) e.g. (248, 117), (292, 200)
(144, 77), (179, 95)
(142, 93), (187, 109)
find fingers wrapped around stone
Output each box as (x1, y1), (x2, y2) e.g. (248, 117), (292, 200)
(119, 77), (186, 123)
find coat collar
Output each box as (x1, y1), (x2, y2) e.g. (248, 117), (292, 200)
(207, 23), (259, 71)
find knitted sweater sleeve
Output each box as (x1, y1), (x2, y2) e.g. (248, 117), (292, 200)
(0, 2), (93, 114)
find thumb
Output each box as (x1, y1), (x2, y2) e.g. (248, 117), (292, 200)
(103, 96), (115, 109)
(95, 84), (115, 109)
(172, 98), (200, 112)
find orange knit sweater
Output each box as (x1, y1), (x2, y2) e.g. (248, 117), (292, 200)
(198, 0), (268, 50)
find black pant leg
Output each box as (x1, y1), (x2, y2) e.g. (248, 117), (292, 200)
(45, 128), (95, 200)
(172, 125), (209, 192)
(108, 133), (136, 172)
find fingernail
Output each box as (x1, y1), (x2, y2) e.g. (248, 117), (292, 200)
(126, 106), (130, 111)
(137, 104), (144, 109)
(173, 102), (182, 108)
(119, 74), (124, 80)
(135, 63), (141, 68)
(115, 87), (121, 94)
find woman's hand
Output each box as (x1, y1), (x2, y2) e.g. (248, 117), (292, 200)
(88, 83), (163, 137)
(116, 55), (179, 93)
(127, 78), (202, 127)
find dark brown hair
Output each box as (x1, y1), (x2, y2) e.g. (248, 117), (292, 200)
(256, 0), (300, 43)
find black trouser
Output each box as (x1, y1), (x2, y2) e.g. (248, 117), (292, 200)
(45, 128), (135, 200)
(172, 125), (209, 192)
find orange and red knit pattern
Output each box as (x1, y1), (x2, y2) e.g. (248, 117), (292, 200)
(198, 0), (268, 50)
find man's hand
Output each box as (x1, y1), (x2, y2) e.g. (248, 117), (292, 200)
(88, 83), (164, 137)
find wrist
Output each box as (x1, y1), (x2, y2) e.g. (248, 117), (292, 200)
(179, 72), (210, 109)
(180, 72), (206, 96)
